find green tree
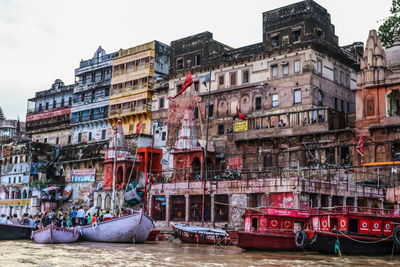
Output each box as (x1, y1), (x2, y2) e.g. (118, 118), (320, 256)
(379, 0), (400, 48)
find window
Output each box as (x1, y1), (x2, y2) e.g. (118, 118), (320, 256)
(101, 130), (106, 140)
(255, 97), (262, 110)
(272, 94), (279, 107)
(53, 100), (57, 109)
(294, 60), (300, 73)
(194, 81), (199, 92)
(68, 135), (71, 144)
(219, 75), (225, 86)
(230, 72), (237, 86)
(340, 71), (344, 85)
(282, 62), (289, 75)
(243, 70), (249, 83)
(341, 100), (344, 112)
(159, 97), (165, 109)
(39, 103), (42, 111)
(83, 75), (86, 84)
(317, 60), (322, 75)
(293, 29), (301, 42)
(334, 97), (338, 110)
(91, 73), (95, 83)
(318, 91), (323, 106)
(56, 137), (59, 145)
(194, 55), (201, 66)
(208, 104), (214, 117)
(176, 84), (182, 94)
(89, 132), (92, 141)
(45, 102), (49, 110)
(282, 35), (289, 46)
(61, 98), (64, 107)
(44, 138), (47, 143)
(162, 132), (166, 141)
(271, 34), (279, 47)
(346, 74), (350, 87)
(176, 58), (183, 70)
(194, 107), (199, 119)
(78, 133), (82, 143)
(333, 68), (338, 82)
(68, 97), (72, 106)
(218, 124), (224, 135)
(272, 65), (278, 77)
(294, 89), (302, 104)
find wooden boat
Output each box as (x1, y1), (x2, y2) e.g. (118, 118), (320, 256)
(171, 222), (232, 245)
(0, 223), (32, 240)
(32, 224), (80, 244)
(146, 229), (160, 241)
(296, 206), (400, 255)
(237, 208), (310, 251)
(79, 209), (153, 243)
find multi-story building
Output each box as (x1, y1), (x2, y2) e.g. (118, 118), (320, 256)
(26, 79), (74, 145)
(109, 41), (170, 135)
(71, 46), (118, 144)
(148, 0), (386, 229)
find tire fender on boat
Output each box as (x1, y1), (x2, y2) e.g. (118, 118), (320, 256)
(295, 231), (308, 248)
(393, 226), (400, 246)
(92, 222), (98, 230)
(190, 233), (195, 240)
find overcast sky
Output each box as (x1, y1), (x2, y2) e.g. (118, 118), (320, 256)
(0, 0), (392, 121)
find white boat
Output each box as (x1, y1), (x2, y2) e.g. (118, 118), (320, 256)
(79, 209), (153, 243)
(32, 224), (80, 244)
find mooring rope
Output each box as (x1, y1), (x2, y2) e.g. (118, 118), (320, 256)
(337, 230), (393, 244)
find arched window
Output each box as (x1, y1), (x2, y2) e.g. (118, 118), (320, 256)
(365, 94), (375, 117)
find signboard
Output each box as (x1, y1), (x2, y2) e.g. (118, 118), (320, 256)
(26, 108), (71, 122)
(71, 168), (96, 182)
(234, 121), (248, 132)
(0, 199), (31, 207)
(227, 156), (243, 170)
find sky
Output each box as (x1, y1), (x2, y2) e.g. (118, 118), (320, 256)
(0, 0), (393, 121)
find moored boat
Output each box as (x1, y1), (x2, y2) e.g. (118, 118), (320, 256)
(237, 208), (310, 251)
(80, 209), (153, 243)
(171, 222), (232, 245)
(32, 224), (80, 244)
(296, 206), (400, 255)
(0, 223), (32, 240)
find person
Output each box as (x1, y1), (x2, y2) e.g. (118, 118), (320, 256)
(86, 214), (92, 225)
(57, 209), (63, 220)
(41, 212), (51, 228)
(11, 214), (19, 224)
(6, 216), (12, 224)
(103, 210), (113, 222)
(66, 213), (72, 228)
(90, 214), (97, 225)
(279, 119), (286, 127)
(71, 207), (77, 226)
(77, 207), (85, 226)
(49, 209), (56, 221)
(0, 214), (7, 224)
(28, 215), (36, 228)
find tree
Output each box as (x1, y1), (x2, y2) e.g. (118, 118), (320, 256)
(378, 0), (400, 48)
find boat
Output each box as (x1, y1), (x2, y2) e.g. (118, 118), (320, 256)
(0, 223), (32, 240)
(171, 222), (232, 245)
(146, 229), (160, 241)
(32, 224), (80, 244)
(296, 206), (400, 255)
(79, 209), (153, 243)
(237, 207), (310, 251)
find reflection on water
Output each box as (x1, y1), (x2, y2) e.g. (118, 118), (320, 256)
(1, 240), (400, 267)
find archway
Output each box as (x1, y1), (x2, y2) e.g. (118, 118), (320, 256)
(105, 194), (111, 210)
(126, 167), (133, 185)
(116, 166), (123, 186)
(21, 190), (27, 199)
(97, 194), (103, 209)
(28, 190), (32, 198)
(191, 157), (201, 180)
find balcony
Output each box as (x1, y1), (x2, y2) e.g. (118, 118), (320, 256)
(233, 108), (348, 141)
(109, 104), (148, 118)
(26, 120), (70, 133)
(27, 105), (72, 116)
(113, 63), (152, 77)
(74, 80), (111, 93)
(71, 113), (108, 124)
(110, 85), (151, 98)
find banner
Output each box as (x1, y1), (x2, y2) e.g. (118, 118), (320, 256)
(71, 168), (96, 182)
(0, 199), (31, 207)
(234, 121), (248, 132)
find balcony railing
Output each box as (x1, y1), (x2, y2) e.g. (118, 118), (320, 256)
(109, 105), (148, 118)
(113, 63), (152, 77)
(71, 113), (108, 124)
(27, 105), (72, 116)
(26, 120), (70, 132)
(110, 85), (150, 97)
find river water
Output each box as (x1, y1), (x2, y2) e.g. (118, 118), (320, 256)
(1, 240), (400, 267)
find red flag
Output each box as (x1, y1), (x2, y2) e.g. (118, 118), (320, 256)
(356, 135), (365, 164)
(135, 120), (143, 136)
(169, 70), (193, 99)
(236, 106), (247, 120)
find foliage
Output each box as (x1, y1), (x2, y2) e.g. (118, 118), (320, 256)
(378, 0), (400, 48)
(31, 178), (51, 188)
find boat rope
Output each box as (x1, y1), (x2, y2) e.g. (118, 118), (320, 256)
(337, 230), (393, 244)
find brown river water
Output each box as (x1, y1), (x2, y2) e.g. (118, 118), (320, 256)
(0, 240), (400, 267)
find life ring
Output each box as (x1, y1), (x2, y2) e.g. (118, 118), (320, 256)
(322, 220), (328, 228)
(284, 221), (291, 229)
(270, 219), (278, 227)
(385, 223), (391, 230)
(362, 222), (368, 228)
(339, 219), (346, 228)
(392, 226), (400, 246)
(295, 231), (308, 248)
(92, 222), (98, 230)
(189, 233), (195, 240)
(373, 223), (379, 229)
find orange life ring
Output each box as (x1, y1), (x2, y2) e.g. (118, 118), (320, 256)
(284, 220), (291, 229)
(270, 219), (278, 227)
(339, 219), (346, 228)
(322, 220), (328, 228)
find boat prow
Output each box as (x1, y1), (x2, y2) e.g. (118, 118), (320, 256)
(0, 223), (32, 240)
(32, 224), (80, 244)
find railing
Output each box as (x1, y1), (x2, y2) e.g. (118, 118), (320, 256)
(26, 120), (70, 132)
(109, 105), (148, 118)
(71, 113), (108, 123)
(27, 105), (72, 116)
(110, 85), (150, 96)
(311, 206), (397, 217)
(113, 63), (151, 76)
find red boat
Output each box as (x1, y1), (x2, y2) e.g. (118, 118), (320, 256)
(171, 222), (232, 245)
(237, 207), (310, 251)
(296, 206), (400, 255)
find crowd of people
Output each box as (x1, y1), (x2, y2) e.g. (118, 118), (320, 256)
(0, 206), (133, 230)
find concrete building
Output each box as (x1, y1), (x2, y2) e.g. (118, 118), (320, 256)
(26, 79), (74, 145)
(71, 46), (118, 144)
(109, 41), (170, 135)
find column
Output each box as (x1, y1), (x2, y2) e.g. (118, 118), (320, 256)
(294, 192), (301, 209)
(317, 194), (321, 207)
(211, 194), (215, 226)
(354, 196), (358, 207)
(166, 195), (171, 224)
(379, 198), (384, 209)
(328, 195), (332, 208)
(148, 194), (153, 218)
(343, 196), (347, 207)
(185, 194), (190, 222)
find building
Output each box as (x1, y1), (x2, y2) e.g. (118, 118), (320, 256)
(0, 107), (27, 145)
(71, 46), (118, 144)
(26, 79), (74, 145)
(109, 41), (170, 135)
(148, 0), (386, 229)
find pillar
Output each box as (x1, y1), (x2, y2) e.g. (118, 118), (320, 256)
(354, 196), (358, 207)
(328, 195), (332, 208)
(211, 194), (215, 226)
(317, 194), (321, 207)
(294, 192), (301, 209)
(343, 196), (347, 207)
(379, 198), (384, 209)
(148, 194), (153, 217)
(185, 194), (190, 222)
(101, 194), (105, 210)
(166, 195), (170, 224)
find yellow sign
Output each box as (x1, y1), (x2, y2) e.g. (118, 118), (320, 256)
(0, 199), (31, 207)
(234, 121), (248, 132)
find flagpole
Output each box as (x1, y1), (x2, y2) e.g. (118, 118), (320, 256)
(202, 68), (212, 226)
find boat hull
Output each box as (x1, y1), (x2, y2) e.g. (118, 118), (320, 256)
(237, 230), (299, 251)
(32, 224), (80, 244)
(0, 223), (32, 240)
(171, 223), (232, 245)
(80, 211), (153, 243)
(305, 230), (400, 255)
